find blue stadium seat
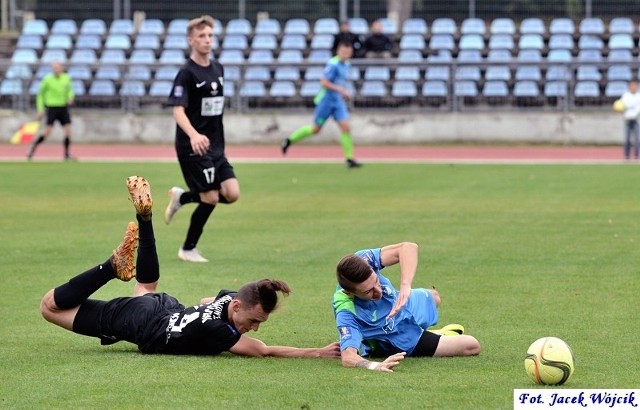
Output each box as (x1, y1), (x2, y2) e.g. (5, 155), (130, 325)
(304, 66), (324, 81)
(399, 34), (425, 50)
(247, 49), (273, 64)
(80, 19), (107, 35)
(546, 66), (571, 81)
(547, 49), (572, 63)
(280, 34), (307, 50)
(167, 19), (188, 35)
(574, 81), (600, 101)
(139, 19), (164, 35)
(314, 18), (339, 35)
(490, 18), (515, 35)
(164, 34), (188, 50)
(251, 34), (278, 50)
(300, 80), (321, 97)
(40, 49), (67, 64)
(226, 19), (252, 36)
(548, 34), (573, 50)
(159, 50), (185, 65)
(607, 65), (632, 81)
(578, 35), (603, 50)
(51, 19), (77, 35)
(240, 81), (266, 97)
(429, 34), (454, 51)
(17, 34), (43, 50)
(46, 34), (72, 50)
(224, 81), (235, 98)
(120, 80), (146, 96)
(125, 65), (152, 81)
(425, 66), (450, 81)
(398, 50), (425, 62)
(485, 66), (511, 81)
(28, 79), (40, 95)
(0, 79), (23, 95)
(269, 81), (296, 97)
(104, 34), (131, 50)
(458, 34), (484, 50)
(608, 49), (632, 62)
(307, 49), (331, 63)
(544, 81), (568, 98)
(72, 79), (87, 96)
(608, 34), (634, 50)
(149, 80), (172, 97)
(457, 50), (482, 63)
(517, 49), (542, 63)
(212, 19), (223, 36)
(576, 66), (601, 81)
(488, 34), (514, 50)
(364, 66), (390, 81)
(69, 49), (97, 65)
(155, 66), (179, 81)
(579, 18), (605, 35)
(76, 34), (102, 50)
(67, 64), (92, 81)
(278, 50), (303, 64)
(378, 18), (398, 35)
(346, 66), (360, 81)
(97, 49), (123, 65)
(453, 80), (478, 97)
(520, 18), (545, 35)
(609, 17), (634, 35)
(129, 49), (156, 64)
(482, 80), (509, 99)
(461, 18), (485, 35)
(244, 66), (270, 81)
(95, 65), (121, 81)
(89, 79), (116, 96)
(348, 17), (369, 35)
(604, 81), (628, 98)
(223, 66), (241, 82)
(134, 34), (160, 50)
(577, 49), (602, 63)
(6, 64), (32, 80)
(360, 80), (387, 97)
(284, 18), (310, 35)
(395, 66), (420, 81)
(255, 18), (281, 35)
(218, 50), (245, 64)
(515, 66), (542, 81)
(274, 66), (300, 81)
(109, 19), (133, 35)
(487, 49), (512, 62)
(427, 50), (452, 63)
(222, 34), (248, 50)
(22, 19), (48, 36)
(35, 65), (52, 79)
(518, 34), (544, 50)
(310, 34), (334, 50)
(402, 18), (427, 35)
(391, 80), (418, 97)
(513, 81), (539, 97)
(12, 49), (38, 64)
(549, 18), (575, 35)
(431, 18), (456, 35)
(422, 80), (448, 99)
(455, 66), (481, 81)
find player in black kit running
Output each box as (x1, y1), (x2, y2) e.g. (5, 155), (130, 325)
(164, 15), (237, 263)
(40, 176), (340, 358)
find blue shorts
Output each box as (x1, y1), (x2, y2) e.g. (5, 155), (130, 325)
(313, 97), (349, 127)
(406, 288), (439, 329)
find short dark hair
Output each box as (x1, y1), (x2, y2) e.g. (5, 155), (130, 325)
(336, 254), (373, 292)
(235, 279), (291, 313)
(336, 40), (353, 49)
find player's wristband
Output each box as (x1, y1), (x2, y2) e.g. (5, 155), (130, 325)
(367, 362), (379, 370)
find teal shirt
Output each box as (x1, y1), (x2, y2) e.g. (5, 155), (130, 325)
(314, 56), (350, 105)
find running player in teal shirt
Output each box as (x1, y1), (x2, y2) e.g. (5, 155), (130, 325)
(281, 41), (362, 168)
(333, 242), (481, 372)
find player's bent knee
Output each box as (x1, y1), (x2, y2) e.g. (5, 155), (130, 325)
(429, 289), (441, 307)
(39, 289), (58, 321)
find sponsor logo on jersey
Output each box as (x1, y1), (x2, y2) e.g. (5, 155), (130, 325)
(173, 86), (183, 97)
(340, 326), (352, 341)
(196, 81), (207, 88)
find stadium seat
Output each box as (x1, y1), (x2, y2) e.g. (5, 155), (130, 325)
(517, 49), (542, 63)
(391, 80), (418, 98)
(453, 80), (478, 97)
(129, 49), (156, 64)
(458, 34), (484, 50)
(226, 18), (252, 36)
(0, 79), (23, 95)
(519, 18), (545, 35)
(247, 49), (273, 64)
(427, 50), (452, 63)
(35, 64), (52, 79)
(546, 66), (572, 81)
(300, 80), (321, 97)
(398, 50), (425, 62)
(544, 81), (568, 99)
(76, 34), (102, 50)
(244, 66), (270, 81)
(429, 34), (454, 51)
(577, 49), (602, 63)
(608, 49), (632, 62)
(425, 66), (450, 81)
(549, 18), (575, 35)
(576, 65), (601, 81)
(518, 34), (544, 50)
(155, 66), (179, 81)
(402, 18), (427, 35)
(95, 65), (121, 81)
(240, 81), (266, 97)
(16, 34), (43, 50)
(304, 66), (324, 81)
(149, 80), (172, 97)
(422, 80), (448, 105)
(348, 17), (369, 35)
(223, 66), (241, 82)
(269, 81), (296, 97)
(251, 34), (278, 50)
(222, 34), (248, 50)
(164, 34), (188, 50)
(609, 17), (634, 35)
(578, 35), (603, 50)
(28, 79), (40, 95)
(281, 34), (307, 50)
(461, 18), (485, 35)
(490, 18), (515, 35)
(364, 66), (390, 81)
(139, 19), (165, 35)
(67, 64), (92, 81)
(395, 66), (420, 81)
(125, 65), (152, 81)
(579, 18), (605, 35)
(5, 64), (32, 80)
(80, 19), (107, 35)
(224, 81), (235, 98)
(604, 81), (628, 98)
(607, 65), (632, 81)
(574, 81), (601, 104)
(314, 18), (339, 35)
(455, 66), (481, 81)
(104, 34), (131, 50)
(547, 49), (572, 63)
(88, 79), (116, 96)
(485, 66), (511, 81)
(167, 19), (188, 35)
(360, 80), (387, 97)
(378, 18), (398, 35)
(482, 80), (509, 101)
(431, 18), (457, 35)
(515, 66), (542, 82)
(488, 34), (514, 50)
(608, 34), (634, 50)
(70, 49), (97, 65)
(40, 49), (67, 64)
(159, 50), (185, 65)
(284, 18), (310, 35)
(109, 19), (133, 35)
(218, 50), (245, 64)
(134, 34), (160, 50)
(99, 49), (125, 64)
(120, 80), (146, 97)
(12, 49), (38, 64)
(513, 81), (540, 98)
(51, 19), (77, 35)
(278, 50), (303, 64)
(22, 19), (48, 36)
(307, 49), (331, 63)
(457, 50), (482, 63)
(548, 34), (574, 50)
(274, 66), (300, 81)
(487, 49), (512, 62)
(310, 34), (334, 50)
(46, 34), (73, 50)
(399, 34), (425, 50)
(255, 18), (281, 35)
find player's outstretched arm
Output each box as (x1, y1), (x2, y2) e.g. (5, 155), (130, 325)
(341, 347), (406, 372)
(228, 335), (340, 358)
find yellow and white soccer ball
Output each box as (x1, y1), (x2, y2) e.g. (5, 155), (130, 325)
(613, 99), (626, 113)
(524, 337), (575, 385)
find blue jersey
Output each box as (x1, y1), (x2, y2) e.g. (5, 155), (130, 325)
(314, 56), (350, 105)
(332, 248), (427, 356)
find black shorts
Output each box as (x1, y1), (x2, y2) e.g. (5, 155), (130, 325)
(73, 292), (184, 353)
(409, 330), (442, 357)
(179, 154), (235, 193)
(45, 107), (71, 126)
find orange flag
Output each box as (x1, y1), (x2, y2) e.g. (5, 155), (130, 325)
(10, 121), (40, 144)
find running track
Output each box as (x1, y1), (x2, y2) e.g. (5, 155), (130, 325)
(0, 143), (627, 164)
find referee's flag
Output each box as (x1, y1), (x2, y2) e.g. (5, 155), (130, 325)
(10, 120), (40, 144)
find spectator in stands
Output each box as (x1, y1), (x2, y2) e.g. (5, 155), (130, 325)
(28, 61), (75, 161)
(333, 20), (363, 58)
(165, 15), (240, 263)
(281, 41), (362, 168)
(618, 80), (640, 160)
(363, 19), (392, 59)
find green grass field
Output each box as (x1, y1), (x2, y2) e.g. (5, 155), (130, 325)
(1, 161), (638, 409)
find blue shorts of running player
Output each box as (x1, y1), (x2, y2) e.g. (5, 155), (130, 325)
(313, 97), (349, 127)
(178, 154), (236, 193)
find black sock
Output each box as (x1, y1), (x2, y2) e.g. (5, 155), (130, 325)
(183, 203), (215, 250)
(63, 136), (71, 157)
(135, 214), (159, 284)
(53, 259), (115, 309)
(179, 191), (200, 205)
(28, 135), (45, 157)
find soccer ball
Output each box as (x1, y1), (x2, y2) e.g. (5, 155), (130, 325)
(524, 337), (575, 385)
(613, 99), (625, 113)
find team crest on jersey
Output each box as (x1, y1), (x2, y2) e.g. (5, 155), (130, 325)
(340, 326), (352, 341)
(173, 86), (183, 97)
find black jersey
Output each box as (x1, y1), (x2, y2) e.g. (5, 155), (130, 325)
(162, 289), (241, 355)
(168, 58), (226, 159)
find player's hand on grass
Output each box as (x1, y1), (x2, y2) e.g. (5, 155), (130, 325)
(387, 286), (411, 319)
(318, 342), (341, 358)
(190, 133), (210, 156)
(376, 352), (406, 372)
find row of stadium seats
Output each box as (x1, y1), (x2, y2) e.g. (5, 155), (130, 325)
(20, 16), (640, 38)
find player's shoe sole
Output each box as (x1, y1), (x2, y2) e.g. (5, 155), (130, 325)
(430, 323), (465, 336)
(164, 187), (184, 225)
(126, 176), (153, 218)
(111, 221), (139, 281)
